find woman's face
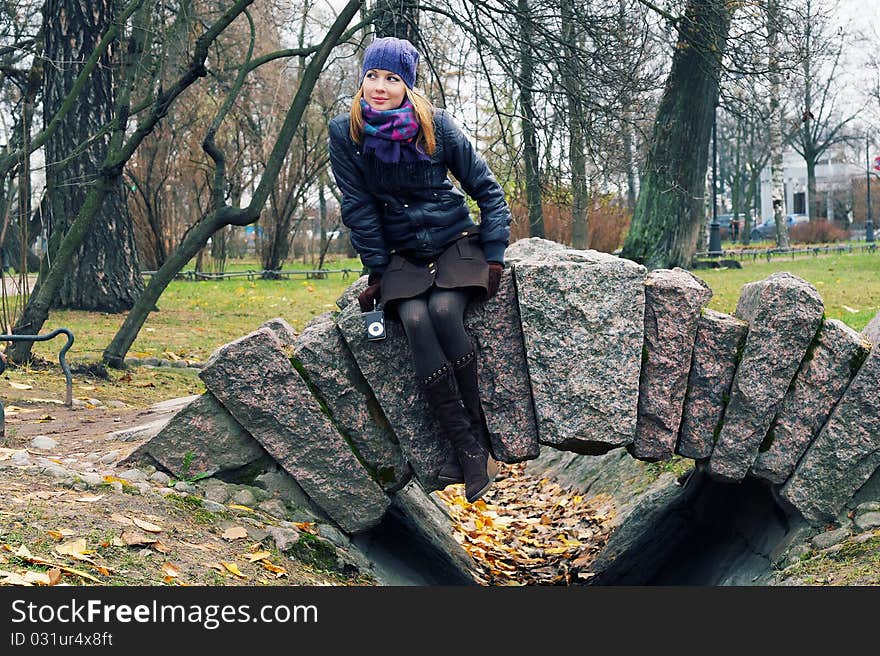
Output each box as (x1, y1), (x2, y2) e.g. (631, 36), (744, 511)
(362, 69), (406, 111)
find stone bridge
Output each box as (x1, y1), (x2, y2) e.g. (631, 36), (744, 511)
(131, 238), (880, 539)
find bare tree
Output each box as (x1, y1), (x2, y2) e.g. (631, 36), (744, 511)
(102, 0), (365, 367)
(9, 0), (258, 363)
(787, 0), (860, 222)
(621, 0), (734, 268)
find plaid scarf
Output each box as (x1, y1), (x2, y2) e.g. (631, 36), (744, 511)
(360, 97), (431, 164)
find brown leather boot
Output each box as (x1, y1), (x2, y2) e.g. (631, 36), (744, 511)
(437, 449), (464, 486)
(451, 349), (495, 458)
(419, 362), (497, 503)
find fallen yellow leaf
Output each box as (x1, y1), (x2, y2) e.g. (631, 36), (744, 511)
(161, 562), (180, 578)
(261, 561), (287, 576)
(132, 517), (164, 533)
(75, 494), (105, 503)
(226, 504), (254, 513)
(220, 561), (247, 578)
(56, 538), (89, 560)
(248, 551), (272, 562)
(24, 571), (51, 585)
(103, 476), (133, 488)
(0, 571), (34, 586)
(121, 531), (157, 546)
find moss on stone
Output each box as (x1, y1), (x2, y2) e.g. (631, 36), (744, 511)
(289, 355), (382, 485)
(288, 532), (339, 572)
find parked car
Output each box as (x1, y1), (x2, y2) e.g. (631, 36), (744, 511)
(750, 219), (777, 241)
(750, 214), (808, 241)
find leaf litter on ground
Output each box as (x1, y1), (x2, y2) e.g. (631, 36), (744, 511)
(433, 463), (616, 585)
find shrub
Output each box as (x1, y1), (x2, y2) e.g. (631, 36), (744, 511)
(508, 193), (631, 253)
(789, 220), (849, 244)
(588, 197), (632, 253)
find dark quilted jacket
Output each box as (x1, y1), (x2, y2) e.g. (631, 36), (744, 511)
(327, 108), (511, 276)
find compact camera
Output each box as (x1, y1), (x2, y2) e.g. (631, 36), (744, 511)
(363, 304), (386, 341)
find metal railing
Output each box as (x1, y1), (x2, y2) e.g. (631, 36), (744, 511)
(141, 268), (360, 281)
(696, 242), (879, 263)
(1, 328), (75, 440)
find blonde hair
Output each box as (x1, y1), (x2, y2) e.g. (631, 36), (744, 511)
(349, 86), (437, 157)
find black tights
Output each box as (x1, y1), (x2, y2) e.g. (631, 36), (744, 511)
(396, 287), (474, 380)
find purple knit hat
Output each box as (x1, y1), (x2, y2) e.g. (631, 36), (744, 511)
(361, 37), (419, 89)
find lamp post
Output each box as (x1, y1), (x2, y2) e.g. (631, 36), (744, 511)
(708, 106), (722, 255)
(867, 133), (875, 243)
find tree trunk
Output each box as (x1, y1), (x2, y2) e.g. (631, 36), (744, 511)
(561, 0), (588, 249)
(42, 0), (143, 312)
(732, 120), (742, 244)
(767, 0), (789, 248)
(10, 0), (253, 363)
(805, 156), (817, 221)
(517, 0), (544, 239)
(620, 0), (732, 268)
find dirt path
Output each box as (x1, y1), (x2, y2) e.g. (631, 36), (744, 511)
(0, 395), (373, 587)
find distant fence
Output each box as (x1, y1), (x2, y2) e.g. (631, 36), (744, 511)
(696, 242), (879, 263)
(141, 268), (362, 281)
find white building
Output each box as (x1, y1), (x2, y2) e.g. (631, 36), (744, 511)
(760, 148), (863, 222)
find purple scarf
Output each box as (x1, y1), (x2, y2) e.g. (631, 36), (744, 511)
(360, 97), (431, 164)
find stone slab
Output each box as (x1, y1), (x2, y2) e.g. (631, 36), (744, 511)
(260, 317), (298, 347)
(336, 301), (451, 492)
(629, 268), (712, 461)
(463, 267), (540, 462)
(510, 243), (646, 454)
(779, 346), (880, 525)
(862, 309), (880, 346)
(125, 392), (270, 478)
(293, 311), (412, 492)
(709, 273), (824, 482)
(676, 309), (748, 460)
(336, 276), (369, 311)
(751, 319), (870, 484)
(200, 327), (389, 534)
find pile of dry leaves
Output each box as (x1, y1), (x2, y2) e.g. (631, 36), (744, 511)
(433, 462), (617, 585)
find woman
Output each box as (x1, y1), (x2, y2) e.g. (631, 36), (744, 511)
(327, 36), (511, 504)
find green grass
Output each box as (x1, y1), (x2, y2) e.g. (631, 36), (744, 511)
(694, 251), (880, 332)
(12, 256), (362, 365)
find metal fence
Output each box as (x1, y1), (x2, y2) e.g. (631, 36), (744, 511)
(141, 268), (362, 281)
(696, 242), (879, 263)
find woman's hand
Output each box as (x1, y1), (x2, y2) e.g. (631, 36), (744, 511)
(358, 273), (382, 312)
(487, 262), (503, 300)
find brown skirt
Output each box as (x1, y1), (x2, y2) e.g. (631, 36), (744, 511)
(380, 227), (489, 315)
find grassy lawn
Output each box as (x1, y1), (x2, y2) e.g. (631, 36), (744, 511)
(694, 251), (880, 332)
(10, 256), (363, 366)
(1, 257), (364, 407)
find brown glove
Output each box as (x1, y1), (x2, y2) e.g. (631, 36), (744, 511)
(358, 273), (382, 312)
(487, 262), (503, 299)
